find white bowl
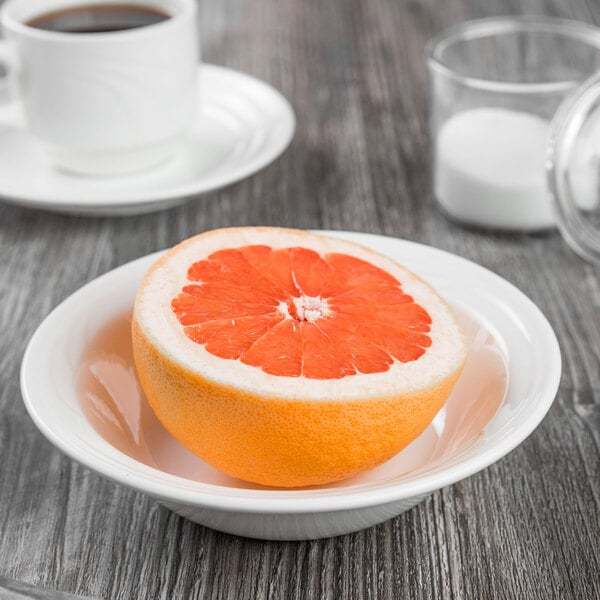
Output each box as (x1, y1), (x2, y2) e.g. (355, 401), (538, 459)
(20, 231), (561, 540)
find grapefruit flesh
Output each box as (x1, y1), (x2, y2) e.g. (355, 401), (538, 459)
(132, 227), (467, 487)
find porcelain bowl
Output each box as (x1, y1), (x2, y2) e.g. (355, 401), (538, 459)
(20, 231), (561, 540)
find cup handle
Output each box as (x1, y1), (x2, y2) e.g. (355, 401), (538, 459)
(0, 40), (19, 103)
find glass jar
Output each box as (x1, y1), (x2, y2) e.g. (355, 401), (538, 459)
(426, 17), (600, 236)
(547, 72), (600, 263)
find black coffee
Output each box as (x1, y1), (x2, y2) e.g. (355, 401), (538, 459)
(27, 4), (171, 34)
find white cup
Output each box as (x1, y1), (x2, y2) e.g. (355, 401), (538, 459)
(0, 0), (198, 175)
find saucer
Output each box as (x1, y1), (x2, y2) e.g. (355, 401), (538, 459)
(0, 65), (295, 216)
(20, 231), (561, 540)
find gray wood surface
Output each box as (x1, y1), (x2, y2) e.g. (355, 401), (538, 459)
(1, 0), (599, 598)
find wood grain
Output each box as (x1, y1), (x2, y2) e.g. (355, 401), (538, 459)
(1, 0), (599, 598)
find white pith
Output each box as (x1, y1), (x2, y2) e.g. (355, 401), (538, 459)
(134, 228), (467, 401)
(291, 295), (330, 322)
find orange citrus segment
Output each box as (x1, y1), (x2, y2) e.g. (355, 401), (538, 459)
(132, 227), (467, 487)
(171, 244), (433, 379)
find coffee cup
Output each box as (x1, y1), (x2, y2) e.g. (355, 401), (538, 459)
(0, 0), (198, 175)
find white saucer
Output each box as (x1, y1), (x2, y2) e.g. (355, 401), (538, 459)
(0, 65), (295, 216)
(20, 231), (561, 540)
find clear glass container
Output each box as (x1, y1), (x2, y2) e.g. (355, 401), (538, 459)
(547, 72), (600, 263)
(426, 17), (600, 234)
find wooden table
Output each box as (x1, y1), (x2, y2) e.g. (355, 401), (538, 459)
(1, 0), (599, 598)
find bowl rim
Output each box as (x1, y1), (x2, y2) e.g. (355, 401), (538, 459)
(20, 231), (562, 514)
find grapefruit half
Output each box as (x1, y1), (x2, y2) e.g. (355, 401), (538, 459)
(132, 227), (467, 487)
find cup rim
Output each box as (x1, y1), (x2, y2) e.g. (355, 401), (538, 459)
(425, 15), (600, 95)
(0, 0), (196, 42)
